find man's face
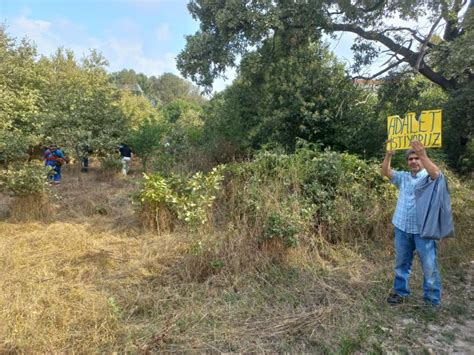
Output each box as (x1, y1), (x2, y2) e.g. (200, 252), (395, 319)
(407, 153), (423, 174)
(49, 145), (57, 152)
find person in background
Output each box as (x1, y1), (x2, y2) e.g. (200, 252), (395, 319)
(44, 144), (67, 184)
(381, 140), (442, 307)
(119, 143), (132, 176)
(78, 144), (93, 173)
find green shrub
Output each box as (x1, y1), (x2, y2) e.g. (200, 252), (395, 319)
(0, 163), (52, 196)
(219, 143), (395, 244)
(263, 212), (300, 247)
(0, 130), (33, 167)
(99, 154), (122, 172)
(138, 166), (224, 231)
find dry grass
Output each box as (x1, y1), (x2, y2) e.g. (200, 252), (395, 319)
(6, 194), (54, 222)
(0, 164), (472, 352)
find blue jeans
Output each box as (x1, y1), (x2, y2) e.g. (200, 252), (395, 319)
(47, 163), (61, 182)
(393, 227), (442, 305)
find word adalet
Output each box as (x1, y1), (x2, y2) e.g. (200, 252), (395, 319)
(387, 110), (442, 151)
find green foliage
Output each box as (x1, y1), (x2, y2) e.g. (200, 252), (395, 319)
(111, 70), (205, 106)
(128, 118), (168, 172)
(220, 143), (394, 243)
(430, 6), (474, 86)
(377, 72), (448, 116)
(98, 154), (122, 172)
(117, 89), (161, 129)
(178, 0), (469, 92)
(443, 80), (474, 172)
(40, 48), (127, 159)
(0, 130), (33, 166)
(0, 27), (44, 139)
(263, 213), (299, 247)
(0, 27), (46, 165)
(200, 82), (256, 162)
(459, 140), (474, 173)
(149, 72), (204, 106)
(139, 166), (224, 229)
(0, 163), (52, 196)
(160, 99), (205, 167)
(202, 40), (381, 160)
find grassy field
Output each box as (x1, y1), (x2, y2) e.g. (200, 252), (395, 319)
(0, 165), (472, 353)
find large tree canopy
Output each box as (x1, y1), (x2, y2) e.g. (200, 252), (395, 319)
(177, 0), (473, 92)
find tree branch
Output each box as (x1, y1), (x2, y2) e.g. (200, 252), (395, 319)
(415, 15), (443, 72)
(379, 27), (434, 48)
(359, 0), (385, 13)
(329, 23), (458, 90)
(442, 0), (465, 41)
(352, 57), (406, 80)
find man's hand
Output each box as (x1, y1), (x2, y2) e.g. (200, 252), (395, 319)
(410, 140), (427, 157)
(411, 140), (440, 179)
(386, 139), (395, 156)
(382, 140), (395, 179)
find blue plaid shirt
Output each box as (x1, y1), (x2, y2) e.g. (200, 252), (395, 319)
(390, 169), (428, 234)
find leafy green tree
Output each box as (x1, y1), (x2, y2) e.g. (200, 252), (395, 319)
(201, 81), (259, 162)
(161, 99), (205, 168)
(0, 27), (45, 164)
(110, 69), (150, 95)
(148, 72), (205, 106)
(443, 80), (474, 171)
(377, 71), (448, 116)
(178, 1), (473, 171)
(117, 89), (160, 129)
(111, 70), (206, 106)
(40, 48), (127, 166)
(202, 37), (382, 158)
(128, 117), (168, 172)
(177, 0), (472, 92)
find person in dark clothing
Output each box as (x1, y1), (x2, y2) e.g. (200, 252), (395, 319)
(77, 144), (93, 173)
(119, 144), (133, 176)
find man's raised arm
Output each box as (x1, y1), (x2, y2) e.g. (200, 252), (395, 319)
(382, 141), (395, 180)
(411, 141), (440, 180)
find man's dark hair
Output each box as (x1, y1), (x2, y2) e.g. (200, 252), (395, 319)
(406, 149), (416, 159)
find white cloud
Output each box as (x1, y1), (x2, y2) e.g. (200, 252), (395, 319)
(10, 15), (59, 53)
(103, 37), (177, 75)
(5, 12), (182, 78)
(155, 23), (170, 41)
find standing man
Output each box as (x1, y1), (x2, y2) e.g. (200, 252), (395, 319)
(77, 144), (93, 173)
(381, 140), (442, 307)
(119, 143), (132, 176)
(44, 144), (67, 184)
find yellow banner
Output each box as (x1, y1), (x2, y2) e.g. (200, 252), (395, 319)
(386, 109), (442, 151)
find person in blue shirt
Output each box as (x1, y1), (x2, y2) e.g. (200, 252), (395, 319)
(44, 144), (67, 184)
(381, 140), (442, 307)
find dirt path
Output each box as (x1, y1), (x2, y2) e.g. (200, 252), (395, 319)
(381, 261), (474, 354)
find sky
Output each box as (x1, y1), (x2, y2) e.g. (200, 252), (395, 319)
(0, 0), (360, 93)
(1, 0), (446, 94)
(0, 0), (223, 91)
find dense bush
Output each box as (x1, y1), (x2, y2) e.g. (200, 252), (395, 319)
(0, 163), (52, 196)
(218, 143), (396, 245)
(98, 154), (122, 173)
(138, 166), (224, 232)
